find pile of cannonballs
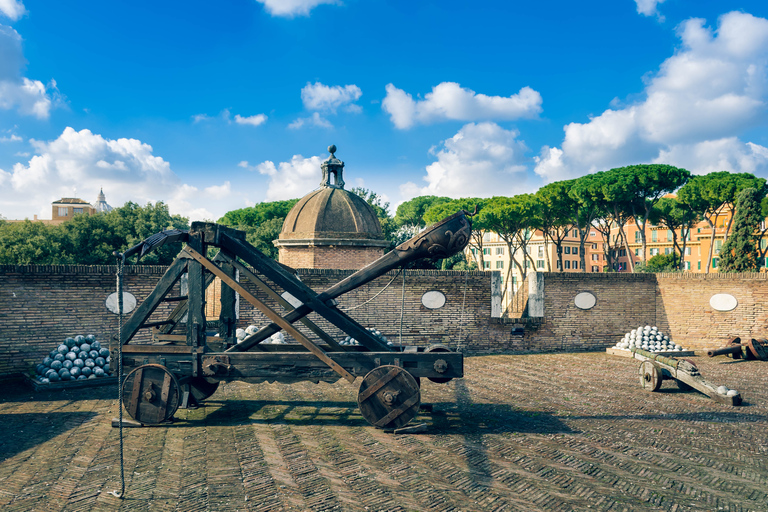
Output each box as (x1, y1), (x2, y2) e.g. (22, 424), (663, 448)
(235, 325), (286, 344)
(34, 335), (111, 384)
(341, 327), (394, 347)
(613, 325), (686, 353)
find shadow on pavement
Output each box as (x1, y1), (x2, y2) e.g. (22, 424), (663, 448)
(0, 412), (98, 462)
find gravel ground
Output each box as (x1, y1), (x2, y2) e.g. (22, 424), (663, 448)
(1, 352), (766, 512)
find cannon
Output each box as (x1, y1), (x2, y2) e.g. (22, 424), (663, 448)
(112, 210), (472, 429)
(706, 337), (768, 361)
(632, 347), (742, 406)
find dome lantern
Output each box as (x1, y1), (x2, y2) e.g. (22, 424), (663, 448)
(274, 145), (390, 269)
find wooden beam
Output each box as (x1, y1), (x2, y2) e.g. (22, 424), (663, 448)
(216, 251), (346, 352)
(181, 246), (355, 383)
(220, 234), (392, 353)
(120, 257), (188, 345)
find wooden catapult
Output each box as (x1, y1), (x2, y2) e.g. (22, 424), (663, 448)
(112, 210), (472, 429)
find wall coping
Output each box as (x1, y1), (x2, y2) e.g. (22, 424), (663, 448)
(0, 264), (167, 275)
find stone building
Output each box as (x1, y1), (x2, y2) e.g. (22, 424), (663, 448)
(274, 146), (390, 269)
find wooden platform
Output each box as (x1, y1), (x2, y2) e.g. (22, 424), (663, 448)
(26, 375), (117, 392)
(606, 347), (696, 358)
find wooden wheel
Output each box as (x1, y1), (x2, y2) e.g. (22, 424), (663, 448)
(358, 365), (421, 429)
(425, 344), (453, 383)
(639, 361), (662, 392)
(122, 364), (181, 425)
(745, 338), (768, 361)
(188, 377), (219, 403)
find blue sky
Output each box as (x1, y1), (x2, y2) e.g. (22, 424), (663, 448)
(1, 0), (767, 221)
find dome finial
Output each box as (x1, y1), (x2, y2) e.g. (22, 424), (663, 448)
(321, 145), (345, 189)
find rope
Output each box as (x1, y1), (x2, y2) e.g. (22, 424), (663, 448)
(456, 269), (469, 352)
(109, 254), (126, 499)
(399, 269), (405, 348)
(338, 268), (402, 311)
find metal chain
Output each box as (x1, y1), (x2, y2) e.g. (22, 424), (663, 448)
(110, 254), (126, 499)
(398, 269), (405, 348)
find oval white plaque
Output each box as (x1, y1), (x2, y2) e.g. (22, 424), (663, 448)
(574, 292), (596, 310)
(422, 290), (446, 309)
(710, 294), (738, 312)
(106, 292), (137, 314)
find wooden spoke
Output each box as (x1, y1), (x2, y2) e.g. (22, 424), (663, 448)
(358, 365), (420, 430)
(639, 360), (663, 392)
(122, 364), (181, 425)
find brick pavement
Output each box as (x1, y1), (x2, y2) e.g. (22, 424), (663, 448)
(1, 353), (766, 511)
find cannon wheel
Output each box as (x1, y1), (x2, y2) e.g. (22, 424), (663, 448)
(358, 365), (420, 429)
(188, 377), (219, 403)
(745, 338), (768, 361)
(122, 364), (181, 425)
(639, 361), (663, 392)
(425, 344), (453, 383)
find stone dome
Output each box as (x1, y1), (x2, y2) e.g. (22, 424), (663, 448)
(280, 187), (384, 241)
(274, 145), (390, 269)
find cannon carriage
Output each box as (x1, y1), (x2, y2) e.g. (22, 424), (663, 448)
(113, 210), (472, 429)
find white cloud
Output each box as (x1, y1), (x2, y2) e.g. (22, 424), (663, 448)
(635, 0), (666, 20)
(534, 11), (768, 182)
(0, 25), (55, 119)
(654, 138), (768, 175)
(404, 122), (529, 199)
(0, 127), (242, 222)
(0, 0), (26, 21)
(255, 0), (338, 18)
(382, 82), (543, 129)
(204, 181), (232, 200)
(288, 112), (333, 130)
(301, 82), (362, 112)
(0, 132), (21, 142)
(192, 113), (211, 123)
(234, 113), (268, 126)
(256, 154), (323, 201)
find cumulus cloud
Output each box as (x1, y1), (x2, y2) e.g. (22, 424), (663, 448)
(654, 138), (768, 175)
(534, 11), (768, 182)
(635, 0), (666, 20)
(234, 113), (268, 126)
(301, 82), (362, 112)
(256, 154), (323, 200)
(402, 122), (529, 199)
(288, 112), (333, 130)
(255, 0), (338, 18)
(0, 0), (26, 21)
(382, 82), (543, 129)
(0, 25), (55, 119)
(0, 127), (241, 222)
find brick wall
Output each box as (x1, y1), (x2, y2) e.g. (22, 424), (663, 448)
(522, 272), (768, 351)
(0, 264), (182, 378)
(0, 265), (496, 377)
(279, 245), (387, 270)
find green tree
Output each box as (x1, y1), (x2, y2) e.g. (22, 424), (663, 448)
(219, 199), (300, 259)
(218, 199), (299, 227)
(678, 172), (767, 274)
(482, 194), (538, 295)
(111, 201), (190, 264)
(649, 197), (699, 271)
(718, 188), (763, 272)
(621, 164), (690, 265)
(637, 253), (680, 273)
(0, 220), (66, 265)
(568, 175), (607, 272)
(350, 187), (396, 244)
(393, 195), (452, 228)
(534, 181), (577, 271)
